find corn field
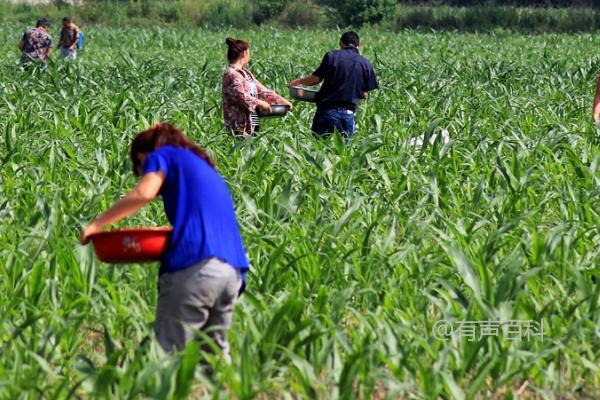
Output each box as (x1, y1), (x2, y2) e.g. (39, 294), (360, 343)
(0, 26), (598, 399)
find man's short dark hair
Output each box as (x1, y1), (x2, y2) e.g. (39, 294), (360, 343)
(340, 31), (360, 47)
(63, 17), (72, 23)
(36, 18), (50, 28)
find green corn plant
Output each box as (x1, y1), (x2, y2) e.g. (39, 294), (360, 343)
(0, 24), (598, 399)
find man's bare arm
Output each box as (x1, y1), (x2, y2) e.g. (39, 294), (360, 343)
(288, 75), (322, 87)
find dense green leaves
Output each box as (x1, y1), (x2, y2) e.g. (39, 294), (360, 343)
(0, 26), (598, 398)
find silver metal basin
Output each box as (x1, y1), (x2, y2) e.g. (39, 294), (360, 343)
(288, 86), (318, 102)
(258, 104), (290, 118)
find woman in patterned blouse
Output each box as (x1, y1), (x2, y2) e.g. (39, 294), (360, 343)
(18, 18), (53, 69)
(222, 37), (292, 137)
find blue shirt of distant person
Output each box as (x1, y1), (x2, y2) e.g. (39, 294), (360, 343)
(288, 31), (378, 138)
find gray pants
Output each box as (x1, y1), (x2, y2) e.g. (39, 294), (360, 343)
(155, 258), (242, 361)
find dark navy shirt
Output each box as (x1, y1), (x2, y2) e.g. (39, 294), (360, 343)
(143, 146), (250, 282)
(313, 46), (378, 111)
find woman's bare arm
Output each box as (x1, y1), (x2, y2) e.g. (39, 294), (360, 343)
(80, 171), (165, 244)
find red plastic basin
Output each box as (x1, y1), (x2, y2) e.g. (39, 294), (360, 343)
(89, 227), (172, 264)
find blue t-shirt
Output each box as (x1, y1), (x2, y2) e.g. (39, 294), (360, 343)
(313, 46), (378, 111)
(143, 146), (250, 280)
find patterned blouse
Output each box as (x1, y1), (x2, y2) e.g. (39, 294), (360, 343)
(222, 66), (285, 137)
(21, 28), (52, 62)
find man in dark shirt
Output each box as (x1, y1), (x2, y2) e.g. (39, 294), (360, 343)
(288, 31), (378, 138)
(59, 17), (80, 60)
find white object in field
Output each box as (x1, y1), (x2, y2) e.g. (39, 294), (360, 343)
(409, 129), (450, 150)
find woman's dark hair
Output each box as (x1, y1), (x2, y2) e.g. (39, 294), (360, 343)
(225, 37), (249, 63)
(130, 123), (216, 176)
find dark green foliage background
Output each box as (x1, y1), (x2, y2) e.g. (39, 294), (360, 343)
(3, 1), (600, 31)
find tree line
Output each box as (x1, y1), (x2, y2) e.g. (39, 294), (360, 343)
(2, 0), (600, 31)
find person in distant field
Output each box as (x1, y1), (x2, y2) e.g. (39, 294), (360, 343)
(59, 17), (80, 60)
(593, 75), (600, 124)
(81, 123), (250, 362)
(287, 31), (378, 138)
(222, 37), (293, 137)
(19, 18), (52, 69)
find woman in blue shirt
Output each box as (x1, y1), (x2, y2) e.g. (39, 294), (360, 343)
(81, 123), (249, 360)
